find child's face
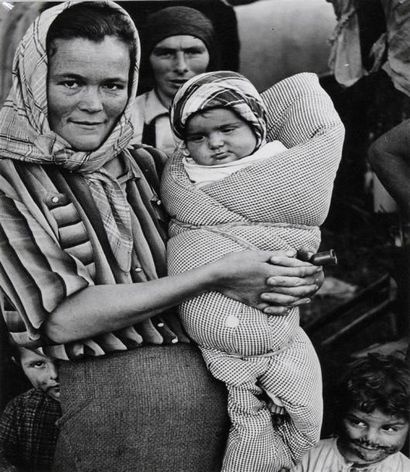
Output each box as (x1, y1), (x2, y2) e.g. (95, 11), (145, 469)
(338, 408), (409, 466)
(185, 108), (257, 166)
(19, 348), (60, 401)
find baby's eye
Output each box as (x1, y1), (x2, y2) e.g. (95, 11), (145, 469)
(220, 125), (237, 134)
(186, 135), (204, 143)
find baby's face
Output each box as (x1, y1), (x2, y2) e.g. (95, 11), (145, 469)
(337, 408), (409, 466)
(185, 108), (257, 166)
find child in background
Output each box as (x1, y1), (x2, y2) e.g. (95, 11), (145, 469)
(161, 71), (344, 471)
(0, 346), (61, 472)
(291, 353), (410, 472)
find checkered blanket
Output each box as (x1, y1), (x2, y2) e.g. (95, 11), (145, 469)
(161, 72), (344, 353)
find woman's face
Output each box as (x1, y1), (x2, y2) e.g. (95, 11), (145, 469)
(47, 36), (130, 151)
(149, 35), (210, 106)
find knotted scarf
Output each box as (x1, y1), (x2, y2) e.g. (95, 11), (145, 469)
(170, 71), (267, 151)
(0, 0), (140, 272)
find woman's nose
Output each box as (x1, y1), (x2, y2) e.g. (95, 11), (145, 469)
(174, 52), (189, 74)
(79, 88), (103, 112)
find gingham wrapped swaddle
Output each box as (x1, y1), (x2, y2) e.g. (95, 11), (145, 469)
(161, 72), (344, 471)
(162, 72), (343, 353)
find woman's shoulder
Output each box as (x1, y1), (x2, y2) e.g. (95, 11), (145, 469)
(126, 144), (168, 190)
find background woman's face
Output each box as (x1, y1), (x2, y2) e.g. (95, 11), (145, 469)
(149, 35), (210, 104)
(47, 36), (130, 151)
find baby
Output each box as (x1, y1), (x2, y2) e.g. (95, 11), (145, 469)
(161, 71), (344, 471)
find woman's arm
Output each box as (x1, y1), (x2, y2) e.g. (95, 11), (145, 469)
(45, 250), (320, 344)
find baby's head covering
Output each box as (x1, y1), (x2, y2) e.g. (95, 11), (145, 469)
(171, 71), (267, 151)
(142, 6), (217, 69)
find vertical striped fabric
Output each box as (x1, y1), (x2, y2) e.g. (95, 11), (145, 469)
(0, 0), (142, 277)
(0, 146), (181, 360)
(0, 0), (187, 359)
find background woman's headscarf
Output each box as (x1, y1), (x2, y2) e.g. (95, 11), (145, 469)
(170, 71), (267, 151)
(138, 6), (219, 94)
(0, 0), (141, 272)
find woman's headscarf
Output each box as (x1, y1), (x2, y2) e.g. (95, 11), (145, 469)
(0, 0), (141, 272)
(170, 71), (267, 151)
(0, 0), (140, 171)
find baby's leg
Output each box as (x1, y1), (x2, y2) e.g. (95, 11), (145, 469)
(258, 328), (323, 464)
(202, 349), (294, 472)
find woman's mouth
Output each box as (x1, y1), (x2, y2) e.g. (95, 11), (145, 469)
(169, 79), (187, 88)
(73, 121), (103, 127)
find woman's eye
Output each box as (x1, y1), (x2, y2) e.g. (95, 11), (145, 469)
(104, 83), (123, 91)
(154, 51), (173, 59)
(185, 49), (202, 56)
(62, 80), (79, 89)
(30, 361), (45, 368)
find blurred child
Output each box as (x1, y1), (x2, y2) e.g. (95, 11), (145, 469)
(0, 347), (61, 472)
(161, 71), (344, 471)
(291, 353), (410, 471)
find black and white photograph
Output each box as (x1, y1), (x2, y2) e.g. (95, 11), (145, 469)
(0, 1), (409, 471)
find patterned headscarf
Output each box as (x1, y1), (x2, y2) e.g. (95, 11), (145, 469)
(0, 0), (141, 272)
(171, 71), (267, 151)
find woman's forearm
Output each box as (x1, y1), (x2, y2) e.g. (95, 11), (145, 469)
(45, 250), (321, 344)
(45, 264), (217, 344)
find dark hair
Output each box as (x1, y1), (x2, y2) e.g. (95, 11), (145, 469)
(335, 353), (410, 422)
(9, 342), (22, 365)
(46, 2), (136, 72)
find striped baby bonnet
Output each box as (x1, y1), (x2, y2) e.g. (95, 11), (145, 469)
(170, 71), (267, 151)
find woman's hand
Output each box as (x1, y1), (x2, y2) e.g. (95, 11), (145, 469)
(260, 252), (324, 314)
(211, 250), (322, 314)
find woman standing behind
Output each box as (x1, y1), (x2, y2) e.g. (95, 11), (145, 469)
(130, 6), (219, 155)
(0, 2), (322, 471)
